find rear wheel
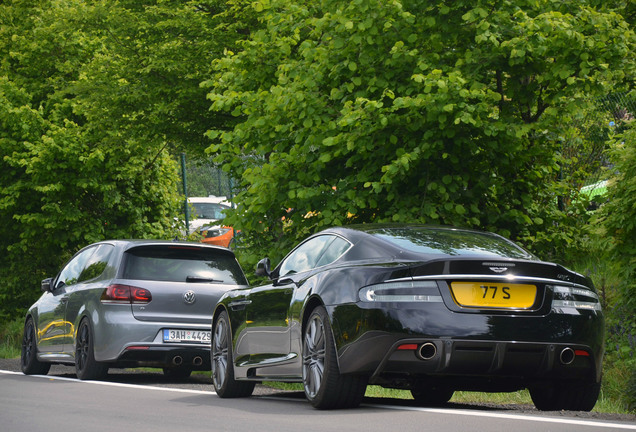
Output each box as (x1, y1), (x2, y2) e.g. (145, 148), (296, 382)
(211, 311), (255, 398)
(302, 306), (367, 409)
(530, 379), (601, 411)
(75, 319), (108, 380)
(21, 318), (50, 375)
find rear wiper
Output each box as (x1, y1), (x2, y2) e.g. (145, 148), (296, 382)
(186, 276), (223, 283)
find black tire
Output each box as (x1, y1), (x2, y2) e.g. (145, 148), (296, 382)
(302, 306), (367, 409)
(530, 379), (601, 411)
(410, 385), (454, 406)
(211, 311), (255, 398)
(21, 318), (51, 375)
(75, 319), (108, 380)
(163, 368), (192, 380)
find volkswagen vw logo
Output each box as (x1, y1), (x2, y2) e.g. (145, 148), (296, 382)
(183, 290), (196, 305)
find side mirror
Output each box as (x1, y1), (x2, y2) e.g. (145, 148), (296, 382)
(41, 278), (53, 293)
(255, 258), (271, 278)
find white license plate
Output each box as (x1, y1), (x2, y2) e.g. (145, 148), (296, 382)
(163, 329), (211, 344)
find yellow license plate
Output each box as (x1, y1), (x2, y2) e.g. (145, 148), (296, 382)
(450, 282), (537, 309)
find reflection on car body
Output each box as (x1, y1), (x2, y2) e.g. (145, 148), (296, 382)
(211, 224), (604, 410)
(21, 240), (248, 380)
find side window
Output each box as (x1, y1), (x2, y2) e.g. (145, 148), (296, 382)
(315, 236), (351, 268)
(55, 246), (98, 289)
(77, 244), (114, 283)
(279, 235), (334, 277)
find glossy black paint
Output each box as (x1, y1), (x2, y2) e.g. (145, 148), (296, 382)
(213, 225), (604, 394)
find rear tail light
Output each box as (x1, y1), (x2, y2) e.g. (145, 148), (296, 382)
(101, 284), (152, 304)
(551, 285), (601, 313)
(359, 281), (442, 303)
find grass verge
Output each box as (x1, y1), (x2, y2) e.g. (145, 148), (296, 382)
(0, 318), (22, 359)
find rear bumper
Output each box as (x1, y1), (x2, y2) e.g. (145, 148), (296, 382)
(365, 338), (600, 390)
(330, 303), (604, 389)
(116, 345), (210, 370)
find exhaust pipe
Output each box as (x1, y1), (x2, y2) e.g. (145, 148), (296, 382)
(172, 355), (183, 366)
(418, 342), (437, 360)
(560, 347), (575, 365)
(193, 356), (203, 366)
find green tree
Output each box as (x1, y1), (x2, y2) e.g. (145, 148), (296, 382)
(205, 0), (635, 265)
(0, 0), (259, 319)
(72, 0), (260, 159)
(601, 118), (636, 317)
(598, 114), (636, 411)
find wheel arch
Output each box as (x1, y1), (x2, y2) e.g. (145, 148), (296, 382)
(212, 304), (229, 329)
(301, 295), (326, 335)
(212, 304), (239, 351)
(301, 296), (343, 372)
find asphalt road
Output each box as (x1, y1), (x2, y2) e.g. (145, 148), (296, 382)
(1, 358), (635, 432)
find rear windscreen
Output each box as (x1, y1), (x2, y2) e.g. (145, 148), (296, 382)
(369, 227), (535, 259)
(122, 245), (247, 285)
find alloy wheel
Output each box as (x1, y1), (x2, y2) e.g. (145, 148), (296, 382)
(22, 322), (35, 365)
(76, 322), (90, 373)
(212, 316), (229, 390)
(302, 314), (326, 399)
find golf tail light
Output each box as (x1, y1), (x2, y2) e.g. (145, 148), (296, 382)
(101, 284), (152, 304)
(131, 287), (152, 303)
(551, 285), (601, 313)
(359, 281), (442, 303)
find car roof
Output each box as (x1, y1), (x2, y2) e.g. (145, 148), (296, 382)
(93, 239), (235, 253)
(188, 196), (230, 205)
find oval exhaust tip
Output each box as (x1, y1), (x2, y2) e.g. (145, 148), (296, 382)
(418, 342), (437, 360)
(560, 347), (575, 365)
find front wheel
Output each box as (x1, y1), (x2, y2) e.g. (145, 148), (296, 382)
(75, 319), (108, 380)
(302, 306), (367, 409)
(530, 379), (601, 411)
(21, 318), (50, 375)
(211, 311), (255, 398)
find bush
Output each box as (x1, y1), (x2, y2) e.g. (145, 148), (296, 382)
(0, 318), (23, 359)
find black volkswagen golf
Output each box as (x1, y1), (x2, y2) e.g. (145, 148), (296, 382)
(211, 225), (604, 410)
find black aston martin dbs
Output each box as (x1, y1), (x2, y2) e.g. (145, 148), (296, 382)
(211, 225), (604, 410)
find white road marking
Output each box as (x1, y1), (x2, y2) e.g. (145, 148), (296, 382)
(370, 403), (636, 430)
(0, 369), (214, 395)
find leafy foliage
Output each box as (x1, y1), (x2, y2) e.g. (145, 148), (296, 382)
(0, 0), (260, 319)
(205, 0), (635, 267)
(600, 118), (636, 379)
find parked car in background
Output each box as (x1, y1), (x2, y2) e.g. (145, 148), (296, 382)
(200, 225), (236, 249)
(188, 196), (235, 248)
(188, 196), (230, 232)
(211, 224), (604, 410)
(21, 240), (248, 380)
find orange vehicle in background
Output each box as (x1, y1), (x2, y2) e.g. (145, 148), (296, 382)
(200, 226), (235, 248)
(188, 196), (236, 249)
